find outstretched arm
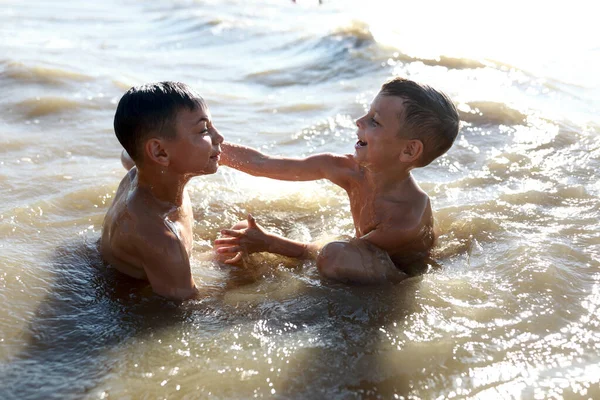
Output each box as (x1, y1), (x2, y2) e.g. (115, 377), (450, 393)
(215, 215), (407, 284)
(214, 215), (320, 264)
(221, 142), (353, 188)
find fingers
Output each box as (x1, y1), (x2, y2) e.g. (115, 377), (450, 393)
(214, 237), (240, 246)
(216, 245), (243, 254)
(220, 229), (243, 237)
(247, 213), (257, 228)
(224, 252), (243, 264)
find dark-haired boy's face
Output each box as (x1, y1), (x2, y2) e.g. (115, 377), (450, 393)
(354, 93), (408, 171)
(166, 104), (223, 176)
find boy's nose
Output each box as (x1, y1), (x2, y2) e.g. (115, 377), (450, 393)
(212, 127), (224, 144)
(356, 116), (365, 129)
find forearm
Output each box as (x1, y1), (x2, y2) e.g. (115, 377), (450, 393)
(221, 142), (267, 175)
(221, 142), (332, 182)
(215, 215), (324, 262)
(266, 233), (320, 259)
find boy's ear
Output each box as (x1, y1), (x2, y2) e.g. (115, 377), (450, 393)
(399, 139), (423, 163)
(144, 138), (170, 167)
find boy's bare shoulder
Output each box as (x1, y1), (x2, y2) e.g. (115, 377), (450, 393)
(323, 153), (362, 188)
(103, 169), (185, 264)
(335, 153), (360, 168)
(111, 190), (175, 243)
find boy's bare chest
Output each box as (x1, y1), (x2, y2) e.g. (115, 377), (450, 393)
(348, 187), (392, 236)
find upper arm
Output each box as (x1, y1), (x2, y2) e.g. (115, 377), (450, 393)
(264, 153), (354, 186)
(136, 229), (197, 300)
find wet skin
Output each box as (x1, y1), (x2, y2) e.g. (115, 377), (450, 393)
(101, 105), (223, 300)
(216, 93), (434, 283)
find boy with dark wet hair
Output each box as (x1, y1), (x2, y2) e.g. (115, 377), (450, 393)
(215, 77), (459, 283)
(101, 81), (223, 299)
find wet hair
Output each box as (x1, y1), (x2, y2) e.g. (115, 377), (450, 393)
(380, 77), (459, 167)
(113, 81), (205, 162)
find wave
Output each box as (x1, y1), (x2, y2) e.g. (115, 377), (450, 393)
(13, 97), (99, 118)
(3, 61), (92, 85)
(458, 101), (527, 126)
(240, 18), (383, 88)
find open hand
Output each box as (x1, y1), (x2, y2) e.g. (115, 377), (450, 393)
(214, 214), (271, 264)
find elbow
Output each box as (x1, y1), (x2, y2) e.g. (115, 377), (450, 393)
(174, 284), (198, 301)
(152, 283), (198, 301)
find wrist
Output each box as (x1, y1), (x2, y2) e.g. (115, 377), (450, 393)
(266, 233), (307, 259)
(265, 233), (278, 254)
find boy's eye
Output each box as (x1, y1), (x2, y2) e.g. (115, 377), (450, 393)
(370, 117), (379, 126)
(199, 128), (209, 135)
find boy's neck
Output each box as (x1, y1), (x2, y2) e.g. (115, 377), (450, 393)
(136, 166), (190, 208)
(364, 167), (414, 194)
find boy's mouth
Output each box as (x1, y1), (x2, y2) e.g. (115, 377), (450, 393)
(355, 139), (368, 148)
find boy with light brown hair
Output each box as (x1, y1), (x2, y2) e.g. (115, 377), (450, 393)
(101, 82), (223, 300)
(215, 77), (459, 284)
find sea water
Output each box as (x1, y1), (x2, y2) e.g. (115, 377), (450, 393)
(1, 0), (599, 398)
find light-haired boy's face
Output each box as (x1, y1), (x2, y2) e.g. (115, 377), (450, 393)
(353, 93), (408, 171)
(166, 103), (223, 176)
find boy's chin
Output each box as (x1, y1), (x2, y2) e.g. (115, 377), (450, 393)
(202, 165), (219, 175)
(191, 164), (219, 176)
(352, 151), (366, 164)
(203, 158), (220, 172)
(209, 162), (221, 174)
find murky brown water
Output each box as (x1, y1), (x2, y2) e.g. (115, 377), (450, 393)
(1, 0), (599, 398)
